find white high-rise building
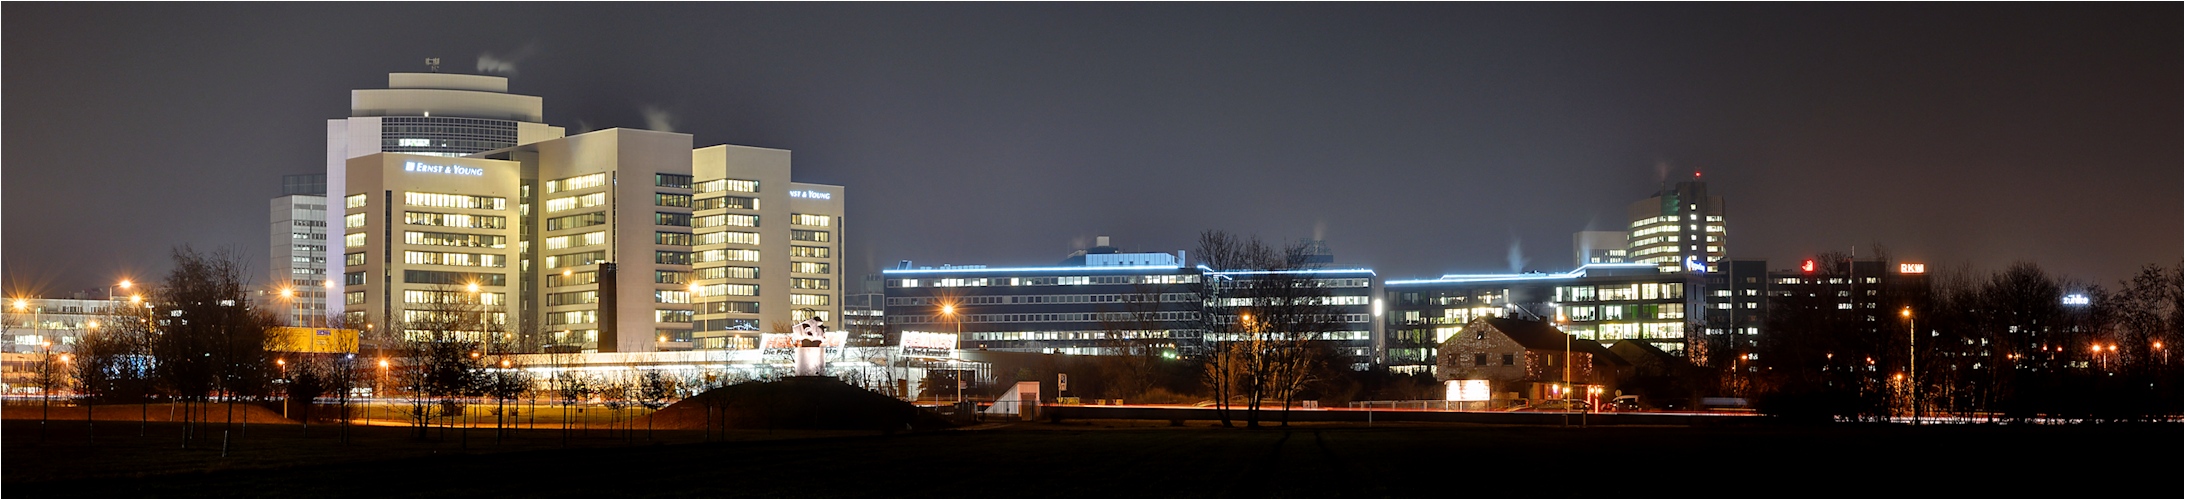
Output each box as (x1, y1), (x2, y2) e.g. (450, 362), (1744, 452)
(270, 173), (330, 326)
(325, 72), (566, 317)
(326, 71), (842, 354)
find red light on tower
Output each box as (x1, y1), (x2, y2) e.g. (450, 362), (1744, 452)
(1801, 260), (1816, 273)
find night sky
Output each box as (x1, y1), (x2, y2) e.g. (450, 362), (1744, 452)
(5, 3), (2178, 297)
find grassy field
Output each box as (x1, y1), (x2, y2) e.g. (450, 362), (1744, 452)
(5, 418), (2179, 498)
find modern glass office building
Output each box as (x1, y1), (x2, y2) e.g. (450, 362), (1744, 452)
(1384, 263), (1703, 375)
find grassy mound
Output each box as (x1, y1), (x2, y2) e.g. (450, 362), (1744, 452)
(646, 377), (953, 431)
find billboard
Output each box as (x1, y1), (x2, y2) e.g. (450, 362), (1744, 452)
(268, 327), (359, 354)
(1445, 379), (1491, 402)
(899, 331), (958, 358)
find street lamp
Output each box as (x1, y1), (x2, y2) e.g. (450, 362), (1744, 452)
(1902, 307), (1917, 424)
(940, 303), (963, 405)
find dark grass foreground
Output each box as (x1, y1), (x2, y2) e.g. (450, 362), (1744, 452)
(6, 417), (2179, 498)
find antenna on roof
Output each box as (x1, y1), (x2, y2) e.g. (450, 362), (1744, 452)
(425, 57), (442, 72)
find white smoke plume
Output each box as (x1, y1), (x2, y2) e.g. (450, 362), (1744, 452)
(640, 105), (678, 133)
(477, 42), (540, 76)
(1507, 233), (1530, 273)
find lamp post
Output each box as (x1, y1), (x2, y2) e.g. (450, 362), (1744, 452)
(941, 303), (962, 405)
(1901, 307), (1916, 425)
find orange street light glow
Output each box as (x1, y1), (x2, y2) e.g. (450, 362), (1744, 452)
(118, 280), (133, 289)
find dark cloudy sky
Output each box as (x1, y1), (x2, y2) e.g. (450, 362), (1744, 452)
(5, 3), (2178, 296)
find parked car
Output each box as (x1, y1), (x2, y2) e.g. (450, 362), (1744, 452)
(1609, 395), (1642, 412)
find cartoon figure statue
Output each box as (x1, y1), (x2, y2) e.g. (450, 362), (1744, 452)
(791, 311), (827, 377)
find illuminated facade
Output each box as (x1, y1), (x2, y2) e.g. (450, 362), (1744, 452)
(1202, 267), (1380, 370)
(2, 296), (126, 354)
(270, 173), (330, 326)
(1626, 177), (1726, 273)
(339, 153), (523, 340)
(325, 72), (568, 316)
(325, 72), (842, 354)
(882, 249), (1204, 357)
(1384, 263), (1704, 374)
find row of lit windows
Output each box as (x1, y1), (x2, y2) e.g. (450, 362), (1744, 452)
(792, 278), (830, 290)
(547, 250), (607, 269)
(657, 193), (693, 208)
(545, 193), (606, 213)
(656, 309), (694, 323)
(346, 194), (367, 208)
(960, 330), (1187, 342)
(656, 290), (691, 304)
(1214, 296), (1373, 307)
(657, 232), (692, 246)
(791, 294), (830, 306)
(545, 173), (607, 194)
(696, 266), (760, 280)
(405, 211), (506, 229)
(345, 233), (366, 248)
(791, 230), (831, 242)
(545, 309), (597, 326)
(402, 290), (506, 306)
(893, 311), (1202, 324)
(1562, 303), (1684, 321)
(546, 271), (597, 287)
(1562, 322), (1684, 341)
(791, 246), (831, 258)
(406, 231), (507, 249)
(694, 179), (758, 194)
(656, 251), (693, 265)
(546, 212), (606, 231)
(890, 274), (1200, 288)
(404, 250), (506, 268)
(791, 214), (831, 227)
(400, 310), (509, 327)
(699, 301), (762, 314)
(546, 291), (597, 306)
(1206, 330), (1372, 342)
(656, 270), (690, 285)
(543, 231), (606, 250)
(693, 249), (758, 263)
(697, 283), (760, 297)
(406, 192), (506, 211)
(694, 196), (757, 211)
(792, 262), (830, 275)
(695, 214), (758, 228)
(1556, 283), (1686, 302)
(887, 293), (1200, 307)
(697, 231), (759, 246)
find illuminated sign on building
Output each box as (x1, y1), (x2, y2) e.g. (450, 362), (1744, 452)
(1899, 263), (1927, 274)
(2063, 294), (2090, 306)
(404, 161), (484, 177)
(789, 190), (832, 200)
(1684, 255), (1707, 273)
(1801, 260), (1816, 273)
(1445, 379), (1491, 402)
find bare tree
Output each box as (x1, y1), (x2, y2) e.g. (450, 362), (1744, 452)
(1195, 230), (1340, 428)
(149, 246), (277, 452)
(391, 284), (495, 440)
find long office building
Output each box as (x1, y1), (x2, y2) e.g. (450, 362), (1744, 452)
(881, 238), (1380, 368)
(331, 71), (840, 353)
(1384, 263), (1702, 374)
(883, 241), (1205, 357)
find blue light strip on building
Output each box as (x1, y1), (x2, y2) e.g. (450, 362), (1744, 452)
(1193, 265), (1376, 276)
(1386, 262), (1657, 286)
(881, 264), (1184, 275)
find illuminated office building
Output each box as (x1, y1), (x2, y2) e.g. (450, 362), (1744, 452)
(1627, 176), (1726, 273)
(883, 241), (1204, 357)
(324, 71), (567, 316)
(328, 72), (840, 353)
(271, 174), (331, 326)
(1384, 263), (1703, 374)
